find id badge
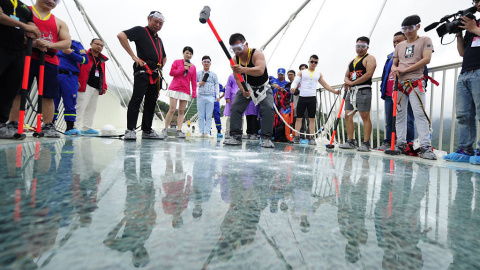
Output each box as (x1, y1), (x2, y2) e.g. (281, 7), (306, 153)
(309, 81), (313, 87)
(95, 69), (100, 77)
(351, 72), (357, 81)
(10, 15), (20, 21)
(472, 36), (480, 48)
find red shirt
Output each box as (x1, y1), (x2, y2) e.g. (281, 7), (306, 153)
(385, 70), (394, 97)
(29, 6), (59, 65)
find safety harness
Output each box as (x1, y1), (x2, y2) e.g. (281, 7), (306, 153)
(395, 76), (440, 145)
(134, 61), (167, 91)
(347, 84), (371, 115)
(396, 76), (439, 123)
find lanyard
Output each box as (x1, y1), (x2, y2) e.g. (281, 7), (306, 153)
(32, 5), (51, 21)
(353, 54), (367, 71)
(11, 0), (17, 16)
(308, 69), (314, 81)
(91, 53), (100, 69)
(144, 27), (162, 67)
(238, 48), (251, 81)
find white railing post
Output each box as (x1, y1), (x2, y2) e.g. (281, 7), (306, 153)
(438, 70), (447, 151)
(449, 68), (459, 153)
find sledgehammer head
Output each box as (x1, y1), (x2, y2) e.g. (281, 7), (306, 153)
(199, 6), (211, 24)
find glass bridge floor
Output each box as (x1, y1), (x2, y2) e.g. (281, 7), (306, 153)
(0, 136), (478, 270)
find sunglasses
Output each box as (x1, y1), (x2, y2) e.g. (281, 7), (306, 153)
(202, 60), (211, 64)
(309, 60), (318, 64)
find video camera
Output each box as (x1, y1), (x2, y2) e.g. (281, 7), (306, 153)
(425, 6), (477, 38)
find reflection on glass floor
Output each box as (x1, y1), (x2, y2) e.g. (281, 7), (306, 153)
(0, 137), (478, 270)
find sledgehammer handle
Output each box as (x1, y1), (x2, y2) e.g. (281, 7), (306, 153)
(203, 16), (249, 92)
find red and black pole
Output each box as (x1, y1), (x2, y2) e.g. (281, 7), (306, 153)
(325, 90), (348, 149)
(199, 6), (249, 94)
(33, 51), (46, 137)
(14, 38), (33, 140)
(385, 76), (401, 155)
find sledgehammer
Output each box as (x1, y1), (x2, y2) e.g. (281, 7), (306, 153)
(199, 6), (250, 96)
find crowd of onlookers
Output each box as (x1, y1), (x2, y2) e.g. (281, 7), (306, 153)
(1, 1), (480, 163)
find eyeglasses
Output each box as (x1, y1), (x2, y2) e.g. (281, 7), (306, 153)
(401, 24), (418, 33)
(202, 60), (211, 64)
(93, 43), (104, 47)
(309, 60), (318, 64)
(229, 42), (246, 53)
(355, 43), (368, 49)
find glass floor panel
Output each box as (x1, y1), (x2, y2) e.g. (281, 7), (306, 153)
(0, 137), (478, 270)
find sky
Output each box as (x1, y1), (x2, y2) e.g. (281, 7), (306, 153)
(45, 0), (473, 104)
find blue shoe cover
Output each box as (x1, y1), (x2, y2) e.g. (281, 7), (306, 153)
(82, 129), (100, 135)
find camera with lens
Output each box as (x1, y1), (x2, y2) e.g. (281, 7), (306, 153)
(425, 6), (477, 39)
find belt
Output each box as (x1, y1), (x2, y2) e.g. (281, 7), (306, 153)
(59, 69), (79, 76)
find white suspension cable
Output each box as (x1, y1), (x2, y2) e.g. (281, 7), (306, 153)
(72, 0), (133, 86)
(288, 0), (328, 70)
(368, 0), (388, 38)
(62, 1), (83, 44)
(266, 18), (294, 65)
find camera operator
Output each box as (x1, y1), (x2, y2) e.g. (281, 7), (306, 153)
(444, 0), (480, 163)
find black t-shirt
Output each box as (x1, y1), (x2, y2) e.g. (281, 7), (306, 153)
(348, 54), (372, 86)
(235, 49), (268, 87)
(0, 0), (33, 50)
(461, 20), (480, 73)
(123, 26), (166, 71)
(87, 55), (101, 89)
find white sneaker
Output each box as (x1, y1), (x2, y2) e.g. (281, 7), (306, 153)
(124, 129), (136, 140)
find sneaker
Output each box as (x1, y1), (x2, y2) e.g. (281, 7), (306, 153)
(405, 142), (419, 156)
(82, 129), (100, 135)
(242, 134), (250, 140)
(124, 129), (137, 140)
(224, 135), (242, 145)
(224, 134), (231, 139)
(42, 123), (60, 138)
(250, 134), (260, 140)
(0, 123), (15, 139)
(444, 148), (473, 163)
(175, 130), (186, 139)
(378, 142), (391, 151)
(395, 142), (407, 154)
(357, 141), (370, 152)
(419, 146), (437, 160)
(142, 129), (165, 140)
(339, 139), (357, 149)
(261, 135), (275, 148)
(292, 136), (300, 144)
(65, 128), (81, 136)
(217, 133), (223, 138)
(161, 129), (168, 138)
(308, 136), (317, 146)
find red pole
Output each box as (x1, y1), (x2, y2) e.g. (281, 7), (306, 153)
(15, 38), (33, 139)
(326, 90), (348, 148)
(34, 51), (46, 136)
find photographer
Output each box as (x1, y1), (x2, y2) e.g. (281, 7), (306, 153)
(445, 1), (480, 163)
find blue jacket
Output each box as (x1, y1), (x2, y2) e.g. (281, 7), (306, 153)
(57, 40), (88, 73)
(270, 77), (289, 96)
(380, 52), (394, 100)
